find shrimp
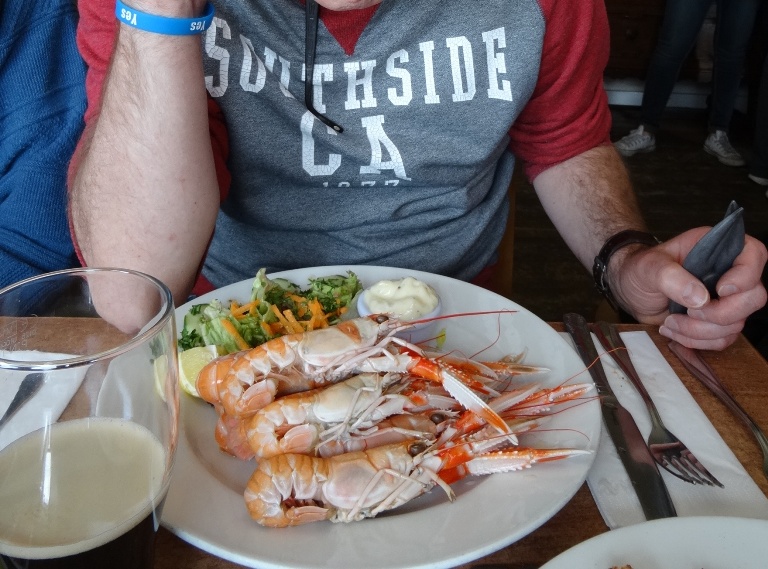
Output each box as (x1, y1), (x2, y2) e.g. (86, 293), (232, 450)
(197, 315), (512, 435)
(318, 412), (447, 457)
(196, 316), (402, 417)
(426, 351), (550, 391)
(244, 437), (589, 527)
(434, 382), (594, 452)
(195, 352), (240, 405)
(244, 372), (457, 459)
(215, 410), (256, 460)
(245, 369), (593, 461)
(448, 381), (595, 437)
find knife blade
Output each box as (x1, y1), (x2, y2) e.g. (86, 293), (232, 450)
(0, 372), (45, 431)
(563, 313), (677, 520)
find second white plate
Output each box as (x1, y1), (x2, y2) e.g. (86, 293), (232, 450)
(540, 515), (768, 569)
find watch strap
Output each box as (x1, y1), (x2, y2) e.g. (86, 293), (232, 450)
(593, 230), (661, 312)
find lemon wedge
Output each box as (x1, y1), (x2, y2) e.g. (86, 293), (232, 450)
(178, 345), (224, 398)
(153, 354), (170, 402)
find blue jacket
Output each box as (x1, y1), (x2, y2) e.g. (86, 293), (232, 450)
(0, 0), (86, 287)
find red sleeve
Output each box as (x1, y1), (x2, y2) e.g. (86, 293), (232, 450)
(508, 0), (612, 181)
(68, 0), (230, 272)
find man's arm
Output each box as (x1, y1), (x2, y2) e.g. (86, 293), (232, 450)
(69, 0), (220, 303)
(532, 144), (645, 270)
(534, 144), (768, 350)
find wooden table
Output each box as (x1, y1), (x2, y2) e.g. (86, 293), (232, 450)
(153, 325), (768, 569)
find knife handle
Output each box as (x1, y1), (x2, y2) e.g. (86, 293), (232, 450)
(592, 322), (652, 400)
(563, 313), (613, 398)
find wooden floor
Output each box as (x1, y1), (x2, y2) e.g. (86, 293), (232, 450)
(508, 104), (768, 354)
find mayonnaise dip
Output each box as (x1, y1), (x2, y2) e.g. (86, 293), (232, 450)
(362, 277), (439, 321)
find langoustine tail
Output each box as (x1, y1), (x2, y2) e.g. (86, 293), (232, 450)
(244, 454), (333, 527)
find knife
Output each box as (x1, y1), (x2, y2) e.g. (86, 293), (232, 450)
(563, 313), (677, 520)
(0, 372), (45, 431)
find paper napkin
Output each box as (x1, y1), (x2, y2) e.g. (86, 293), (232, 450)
(561, 331), (768, 528)
(0, 351), (87, 451)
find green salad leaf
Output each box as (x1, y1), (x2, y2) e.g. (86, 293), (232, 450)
(180, 268), (362, 354)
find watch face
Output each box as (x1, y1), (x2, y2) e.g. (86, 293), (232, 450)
(593, 257), (609, 293)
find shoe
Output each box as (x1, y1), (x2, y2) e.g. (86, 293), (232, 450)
(703, 130), (746, 166)
(748, 173), (768, 186)
(614, 126), (656, 156)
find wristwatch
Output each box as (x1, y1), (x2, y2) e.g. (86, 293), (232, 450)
(593, 230), (661, 312)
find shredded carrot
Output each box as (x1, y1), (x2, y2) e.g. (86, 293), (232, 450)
(232, 300), (259, 319)
(308, 298), (329, 329)
(270, 303), (286, 323)
(270, 304), (294, 334)
(283, 310), (304, 334)
(220, 318), (250, 351)
(220, 289), (353, 349)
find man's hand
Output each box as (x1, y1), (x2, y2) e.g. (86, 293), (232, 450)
(612, 228), (768, 350)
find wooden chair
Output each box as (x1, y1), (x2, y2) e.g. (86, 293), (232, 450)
(488, 166), (522, 300)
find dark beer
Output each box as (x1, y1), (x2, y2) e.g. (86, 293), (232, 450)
(0, 419), (168, 569)
(0, 507), (162, 569)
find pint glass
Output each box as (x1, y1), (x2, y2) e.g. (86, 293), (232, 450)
(0, 268), (179, 569)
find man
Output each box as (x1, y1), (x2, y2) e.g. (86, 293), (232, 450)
(68, 0), (767, 350)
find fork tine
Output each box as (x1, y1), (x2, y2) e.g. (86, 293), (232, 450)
(656, 449), (723, 487)
(669, 454), (709, 485)
(680, 449), (724, 487)
(660, 461), (695, 483)
(656, 455), (700, 484)
(650, 438), (723, 486)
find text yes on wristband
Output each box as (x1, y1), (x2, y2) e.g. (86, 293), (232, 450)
(115, 0), (215, 36)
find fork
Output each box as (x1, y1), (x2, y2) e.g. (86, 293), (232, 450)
(592, 322), (723, 487)
(669, 340), (768, 483)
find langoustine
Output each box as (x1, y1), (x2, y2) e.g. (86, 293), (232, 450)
(196, 314), (547, 451)
(240, 371), (594, 526)
(244, 370), (593, 461)
(244, 436), (589, 527)
(244, 372), (453, 459)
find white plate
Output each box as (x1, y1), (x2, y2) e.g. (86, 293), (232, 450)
(540, 516), (768, 568)
(162, 266), (600, 569)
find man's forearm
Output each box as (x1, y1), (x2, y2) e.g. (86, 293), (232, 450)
(532, 145), (647, 268)
(70, 6), (219, 303)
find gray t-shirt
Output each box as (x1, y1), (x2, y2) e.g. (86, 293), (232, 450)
(199, 0), (611, 287)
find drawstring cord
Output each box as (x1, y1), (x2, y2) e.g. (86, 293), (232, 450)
(305, 0), (344, 132)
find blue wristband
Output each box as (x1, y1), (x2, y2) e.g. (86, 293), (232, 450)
(115, 0), (215, 35)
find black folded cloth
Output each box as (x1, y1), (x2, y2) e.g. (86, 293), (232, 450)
(669, 200), (745, 315)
